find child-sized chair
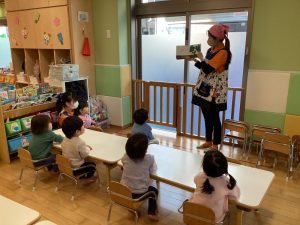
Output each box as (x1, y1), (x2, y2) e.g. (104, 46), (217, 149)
(107, 181), (157, 225)
(55, 154), (100, 200)
(247, 124), (281, 159)
(178, 201), (229, 225)
(221, 119), (249, 158)
(18, 148), (55, 191)
(257, 132), (294, 179)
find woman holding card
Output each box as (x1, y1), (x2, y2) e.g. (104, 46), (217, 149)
(191, 24), (231, 151)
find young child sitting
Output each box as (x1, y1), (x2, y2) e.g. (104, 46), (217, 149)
(75, 101), (103, 131)
(132, 108), (159, 144)
(61, 116), (97, 181)
(56, 92), (79, 127)
(121, 133), (159, 221)
(29, 114), (64, 172)
(189, 150), (240, 223)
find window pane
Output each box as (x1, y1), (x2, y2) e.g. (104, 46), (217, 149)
(0, 26), (12, 68)
(141, 16), (186, 83)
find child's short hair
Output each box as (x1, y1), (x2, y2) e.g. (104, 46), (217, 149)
(31, 115), (51, 135)
(62, 116), (83, 139)
(202, 150), (237, 194)
(125, 133), (148, 160)
(133, 108), (148, 125)
(75, 101), (89, 116)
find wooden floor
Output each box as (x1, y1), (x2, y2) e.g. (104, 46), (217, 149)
(0, 126), (299, 225)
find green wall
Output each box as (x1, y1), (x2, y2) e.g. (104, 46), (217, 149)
(250, 0), (300, 71)
(93, 0), (119, 64)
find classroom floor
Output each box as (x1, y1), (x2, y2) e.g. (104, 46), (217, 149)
(0, 126), (299, 225)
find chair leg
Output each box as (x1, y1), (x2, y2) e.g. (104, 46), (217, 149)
(19, 168), (24, 184)
(107, 203), (113, 225)
(71, 179), (78, 201)
(55, 173), (63, 192)
(246, 140), (252, 160)
(134, 211), (139, 225)
(32, 170), (39, 191)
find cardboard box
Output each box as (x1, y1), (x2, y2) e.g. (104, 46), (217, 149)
(176, 44), (201, 59)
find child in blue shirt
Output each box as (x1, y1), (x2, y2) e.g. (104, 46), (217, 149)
(132, 108), (159, 144)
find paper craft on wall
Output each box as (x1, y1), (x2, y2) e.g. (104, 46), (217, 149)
(57, 32), (63, 45)
(21, 27), (28, 39)
(34, 12), (40, 24)
(43, 32), (51, 45)
(53, 17), (61, 27)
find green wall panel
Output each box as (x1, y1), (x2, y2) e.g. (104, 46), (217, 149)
(93, 0), (119, 64)
(122, 96), (132, 125)
(95, 65), (121, 97)
(250, 0), (300, 71)
(244, 109), (285, 131)
(286, 74), (300, 115)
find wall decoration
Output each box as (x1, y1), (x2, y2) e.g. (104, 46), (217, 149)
(21, 27), (28, 39)
(14, 16), (20, 25)
(57, 32), (64, 45)
(82, 37), (91, 56)
(53, 17), (61, 27)
(78, 11), (89, 22)
(34, 12), (40, 24)
(43, 32), (51, 45)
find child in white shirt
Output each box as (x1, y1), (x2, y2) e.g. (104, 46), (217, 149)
(121, 133), (159, 221)
(61, 116), (96, 181)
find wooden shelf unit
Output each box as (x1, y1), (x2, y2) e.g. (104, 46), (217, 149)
(0, 101), (56, 163)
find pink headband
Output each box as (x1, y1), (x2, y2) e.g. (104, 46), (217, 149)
(208, 24), (229, 40)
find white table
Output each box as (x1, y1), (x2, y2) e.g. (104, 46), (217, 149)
(0, 195), (40, 225)
(146, 144), (274, 225)
(53, 129), (127, 182)
(54, 129), (274, 225)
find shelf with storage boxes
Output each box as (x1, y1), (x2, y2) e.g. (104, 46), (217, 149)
(5, 0), (96, 95)
(0, 101), (57, 163)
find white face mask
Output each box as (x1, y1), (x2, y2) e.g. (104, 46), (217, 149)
(72, 101), (79, 109)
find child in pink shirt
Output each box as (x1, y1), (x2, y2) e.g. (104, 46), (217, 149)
(75, 101), (103, 131)
(190, 150), (240, 222)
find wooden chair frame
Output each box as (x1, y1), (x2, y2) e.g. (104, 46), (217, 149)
(247, 124), (281, 159)
(55, 154), (100, 200)
(257, 132), (294, 179)
(107, 181), (157, 225)
(18, 148), (55, 191)
(221, 119), (249, 158)
(178, 200), (229, 225)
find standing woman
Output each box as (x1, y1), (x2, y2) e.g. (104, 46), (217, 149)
(191, 24), (231, 150)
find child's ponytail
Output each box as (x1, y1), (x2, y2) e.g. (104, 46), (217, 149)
(227, 173), (237, 190)
(224, 35), (232, 69)
(201, 178), (215, 194)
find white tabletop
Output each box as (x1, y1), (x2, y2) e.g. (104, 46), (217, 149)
(54, 129), (127, 164)
(54, 129), (274, 209)
(147, 144), (274, 209)
(0, 195), (40, 225)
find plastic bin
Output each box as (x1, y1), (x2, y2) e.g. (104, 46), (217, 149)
(20, 116), (33, 131)
(5, 119), (22, 136)
(7, 134), (32, 153)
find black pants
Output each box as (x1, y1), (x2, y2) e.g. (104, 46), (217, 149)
(132, 186), (158, 215)
(200, 100), (221, 145)
(33, 153), (58, 172)
(73, 162), (96, 179)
